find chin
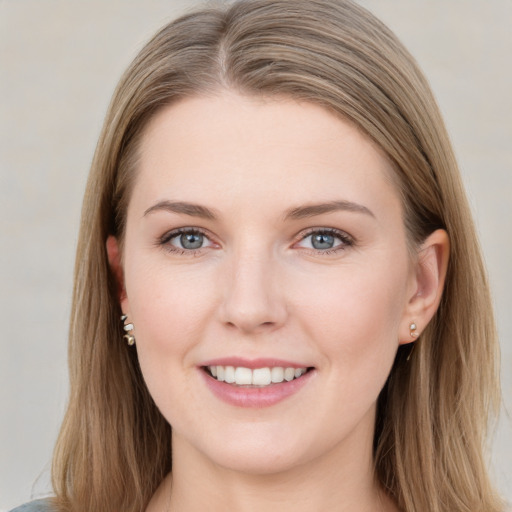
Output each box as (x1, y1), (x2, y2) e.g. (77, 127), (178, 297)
(174, 421), (314, 476)
(210, 445), (308, 476)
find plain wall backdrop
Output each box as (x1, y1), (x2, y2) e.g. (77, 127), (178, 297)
(1, 0), (511, 509)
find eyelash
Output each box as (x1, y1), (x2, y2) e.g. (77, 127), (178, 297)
(294, 228), (354, 255)
(158, 228), (213, 255)
(157, 227), (354, 255)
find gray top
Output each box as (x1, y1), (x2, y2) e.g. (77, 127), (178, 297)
(9, 499), (54, 512)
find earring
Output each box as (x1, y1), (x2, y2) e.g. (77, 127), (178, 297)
(409, 322), (419, 338)
(121, 314), (136, 346)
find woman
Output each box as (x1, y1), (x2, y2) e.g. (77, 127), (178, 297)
(11, 0), (503, 511)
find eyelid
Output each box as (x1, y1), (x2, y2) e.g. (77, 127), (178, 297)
(293, 227), (355, 252)
(158, 226), (218, 253)
(156, 226), (354, 255)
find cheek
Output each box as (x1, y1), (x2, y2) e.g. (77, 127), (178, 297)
(297, 267), (407, 432)
(292, 254), (409, 374)
(123, 257), (220, 424)
(123, 255), (218, 365)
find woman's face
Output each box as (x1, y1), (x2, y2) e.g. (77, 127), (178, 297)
(114, 92), (419, 476)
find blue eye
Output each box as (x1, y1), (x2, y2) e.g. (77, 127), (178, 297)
(160, 229), (214, 252)
(296, 229), (352, 252)
(178, 232), (204, 250)
(311, 232), (336, 250)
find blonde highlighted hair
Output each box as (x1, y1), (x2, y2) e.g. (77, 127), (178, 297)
(52, 1), (502, 511)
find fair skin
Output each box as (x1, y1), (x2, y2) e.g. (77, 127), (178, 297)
(107, 92), (449, 512)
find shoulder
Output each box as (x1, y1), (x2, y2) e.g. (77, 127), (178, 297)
(8, 499), (56, 512)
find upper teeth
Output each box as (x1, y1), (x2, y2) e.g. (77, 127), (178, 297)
(208, 366), (307, 386)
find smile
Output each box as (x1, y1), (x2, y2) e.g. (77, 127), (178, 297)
(205, 365), (309, 387)
(200, 362), (315, 408)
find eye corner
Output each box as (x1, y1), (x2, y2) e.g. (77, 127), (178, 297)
(293, 227), (355, 254)
(157, 227), (220, 254)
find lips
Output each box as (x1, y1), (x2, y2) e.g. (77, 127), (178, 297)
(199, 358), (315, 408)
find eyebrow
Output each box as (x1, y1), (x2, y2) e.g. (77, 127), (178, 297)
(284, 200), (375, 220)
(143, 200), (217, 219)
(143, 199), (374, 221)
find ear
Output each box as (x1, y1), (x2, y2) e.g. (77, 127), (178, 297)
(399, 229), (450, 344)
(106, 235), (127, 303)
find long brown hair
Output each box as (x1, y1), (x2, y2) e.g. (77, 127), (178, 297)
(52, 1), (502, 511)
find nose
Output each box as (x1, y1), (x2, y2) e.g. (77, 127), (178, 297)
(218, 251), (288, 335)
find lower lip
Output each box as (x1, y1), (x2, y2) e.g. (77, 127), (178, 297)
(200, 369), (315, 408)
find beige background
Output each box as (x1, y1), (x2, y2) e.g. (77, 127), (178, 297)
(1, 0), (511, 509)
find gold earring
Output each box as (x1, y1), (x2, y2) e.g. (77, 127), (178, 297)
(121, 314), (136, 346)
(409, 322), (419, 338)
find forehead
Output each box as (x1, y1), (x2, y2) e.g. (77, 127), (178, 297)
(132, 92), (401, 220)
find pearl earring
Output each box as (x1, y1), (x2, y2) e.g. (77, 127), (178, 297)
(410, 322), (419, 338)
(121, 314), (136, 346)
